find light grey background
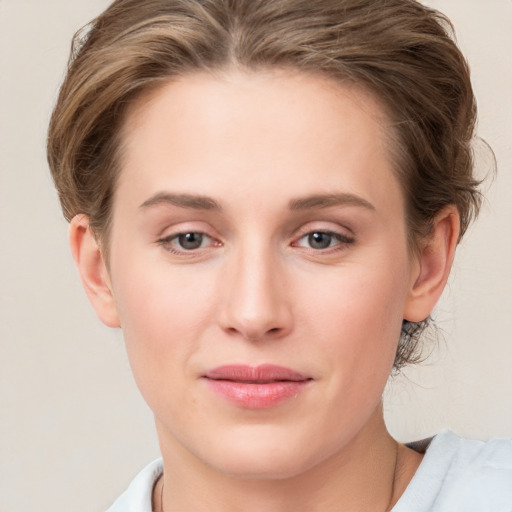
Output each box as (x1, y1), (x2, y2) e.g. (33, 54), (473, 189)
(1, 1), (511, 511)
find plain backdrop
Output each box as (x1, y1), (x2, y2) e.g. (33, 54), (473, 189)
(1, 1), (511, 511)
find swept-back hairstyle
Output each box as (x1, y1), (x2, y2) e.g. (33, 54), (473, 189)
(47, 0), (482, 368)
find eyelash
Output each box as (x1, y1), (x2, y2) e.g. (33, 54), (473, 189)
(292, 230), (355, 253)
(157, 232), (219, 255)
(157, 229), (355, 256)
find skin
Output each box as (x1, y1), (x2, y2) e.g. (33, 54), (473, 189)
(70, 69), (460, 512)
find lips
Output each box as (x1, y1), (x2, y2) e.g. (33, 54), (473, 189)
(202, 364), (312, 409)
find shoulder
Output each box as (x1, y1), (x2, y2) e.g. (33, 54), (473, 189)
(106, 459), (163, 512)
(393, 430), (512, 512)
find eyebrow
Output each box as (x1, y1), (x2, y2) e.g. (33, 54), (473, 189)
(139, 191), (375, 213)
(288, 193), (376, 211)
(139, 192), (222, 211)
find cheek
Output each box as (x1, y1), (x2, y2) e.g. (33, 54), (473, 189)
(113, 246), (213, 332)
(109, 257), (216, 400)
(301, 259), (409, 381)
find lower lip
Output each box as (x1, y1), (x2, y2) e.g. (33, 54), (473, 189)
(204, 379), (310, 409)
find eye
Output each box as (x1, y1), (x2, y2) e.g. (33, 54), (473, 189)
(295, 231), (354, 251)
(306, 232), (335, 250)
(158, 231), (218, 253)
(175, 232), (207, 250)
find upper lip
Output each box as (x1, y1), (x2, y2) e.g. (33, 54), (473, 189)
(203, 364), (311, 383)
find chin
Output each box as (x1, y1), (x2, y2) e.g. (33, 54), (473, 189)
(193, 423), (332, 480)
(212, 452), (315, 481)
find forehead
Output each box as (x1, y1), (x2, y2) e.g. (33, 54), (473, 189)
(115, 69), (402, 216)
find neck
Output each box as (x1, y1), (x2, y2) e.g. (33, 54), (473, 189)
(154, 406), (421, 512)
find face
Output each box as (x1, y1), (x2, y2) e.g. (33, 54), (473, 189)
(107, 70), (418, 478)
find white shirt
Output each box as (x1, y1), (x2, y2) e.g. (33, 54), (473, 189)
(106, 430), (512, 512)
(393, 430), (512, 511)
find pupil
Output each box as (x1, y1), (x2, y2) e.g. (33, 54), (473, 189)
(178, 233), (203, 250)
(309, 232), (331, 249)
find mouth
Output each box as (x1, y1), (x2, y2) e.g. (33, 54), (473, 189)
(202, 364), (313, 409)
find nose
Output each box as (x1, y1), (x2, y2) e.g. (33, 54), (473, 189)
(217, 244), (293, 342)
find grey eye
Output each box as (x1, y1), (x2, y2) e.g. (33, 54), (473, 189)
(307, 232), (334, 249)
(177, 232), (204, 250)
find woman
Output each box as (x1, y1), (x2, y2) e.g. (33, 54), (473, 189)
(47, 0), (512, 510)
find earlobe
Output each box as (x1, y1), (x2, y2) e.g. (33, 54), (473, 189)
(69, 215), (120, 328)
(403, 206), (460, 322)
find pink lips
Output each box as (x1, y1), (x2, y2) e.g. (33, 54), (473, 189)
(203, 364), (312, 409)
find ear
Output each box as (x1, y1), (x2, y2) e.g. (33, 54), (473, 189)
(69, 215), (120, 328)
(403, 206), (460, 322)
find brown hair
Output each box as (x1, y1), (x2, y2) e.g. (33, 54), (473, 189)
(47, 0), (483, 368)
